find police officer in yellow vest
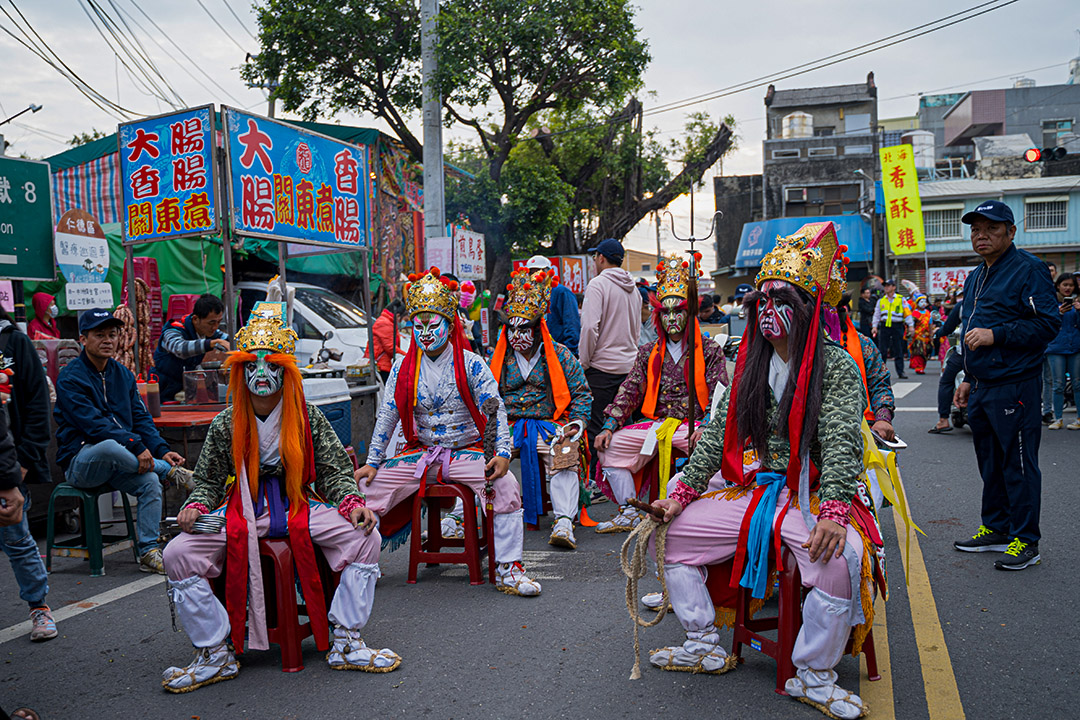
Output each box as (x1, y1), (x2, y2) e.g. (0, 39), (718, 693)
(871, 278), (913, 379)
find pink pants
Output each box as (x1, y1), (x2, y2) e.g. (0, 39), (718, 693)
(362, 449), (522, 518)
(163, 503), (381, 581)
(658, 488), (859, 599)
(598, 422), (693, 473)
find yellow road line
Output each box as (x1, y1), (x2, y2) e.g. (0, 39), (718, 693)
(859, 595), (895, 720)
(892, 506), (966, 720)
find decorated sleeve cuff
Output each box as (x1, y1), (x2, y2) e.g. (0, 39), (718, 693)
(874, 407), (894, 423)
(184, 502), (211, 515)
(668, 481), (700, 509)
(337, 494), (366, 519)
(600, 418), (619, 434)
(818, 500), (850, 527)
(496, 450), (512, 459)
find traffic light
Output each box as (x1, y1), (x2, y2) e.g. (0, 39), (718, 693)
(1025, 147), (1068, 162)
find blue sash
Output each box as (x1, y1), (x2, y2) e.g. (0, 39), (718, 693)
(739, 471), (785, 599)
(513, 419), (556, 525)
(253, 475), (290, 538)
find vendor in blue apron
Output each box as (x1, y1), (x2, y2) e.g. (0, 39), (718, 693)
(153, 294), (230, 401)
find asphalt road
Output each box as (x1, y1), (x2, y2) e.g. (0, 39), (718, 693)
(2, 362), (1077, 719)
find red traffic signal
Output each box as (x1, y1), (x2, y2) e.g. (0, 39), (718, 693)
(1026, 147), (1068, 162)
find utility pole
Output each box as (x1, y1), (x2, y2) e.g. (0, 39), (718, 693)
(421, 0), (445, 242)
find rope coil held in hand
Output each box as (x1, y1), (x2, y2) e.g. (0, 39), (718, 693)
(620, 516), (671, 680)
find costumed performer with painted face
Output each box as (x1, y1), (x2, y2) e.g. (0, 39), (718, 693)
(592, 257), (728, 533)
(355, 268), (543, 597)
(645, 223), (885, 719)
(160, 302), (399, 693)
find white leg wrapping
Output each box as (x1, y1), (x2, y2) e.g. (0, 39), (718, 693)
(328, 562), (380, 631)
(493, 508), (524, 563)
(664, 563), (714, 633)
(604, 467), (635, 504)
(868, 468), (886, 511)
(786, 588), (865, 719)
(549, 469), (579, 519)
(168, 576), (230, 649)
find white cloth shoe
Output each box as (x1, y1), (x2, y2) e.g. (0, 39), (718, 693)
(649, 626), (736, 675)
(641, 592), (664, 610)
(326, 626), (401, 673)
(495, 561), (542, 597)
(162, 641), (239, 693)
(548, 517), (577, 549)
(441, 514), (465, 539)
(595, 505), (641, 534)
(785, 668), (866, 718)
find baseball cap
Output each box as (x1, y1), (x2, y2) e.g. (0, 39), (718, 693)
(962, 200), (1015, 226)
(882, 278), (897, 287)
(525, 255), (553, 271)
(79, 308), (123, 335)
(733, 283), (754, 299)
(585, 238), (625, 263)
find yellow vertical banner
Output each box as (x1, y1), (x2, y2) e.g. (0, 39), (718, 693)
(879, 144), (925, 255)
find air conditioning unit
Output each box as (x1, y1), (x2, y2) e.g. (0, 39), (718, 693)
(785, 187), (807, 203)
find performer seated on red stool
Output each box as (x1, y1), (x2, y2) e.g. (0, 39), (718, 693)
(355, 268), (542, 597)
(593, 257), (727, 533)
(161, 302), (399, 693)
(647, 224), (885, 720)
(486, 265), (592, 549)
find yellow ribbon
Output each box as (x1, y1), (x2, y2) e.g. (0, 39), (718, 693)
(859, 419), (924, 583)
(654, 417), (684, 499)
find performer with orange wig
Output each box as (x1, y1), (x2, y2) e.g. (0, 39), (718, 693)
(356, 268), (543, 597)
(161, 302), (399, 693)
(592, 257), (728, 533)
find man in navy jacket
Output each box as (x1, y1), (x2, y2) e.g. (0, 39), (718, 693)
(952, 201), (1060, 571)
(55, 309), (186, 574)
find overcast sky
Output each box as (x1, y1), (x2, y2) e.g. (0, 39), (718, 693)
(2, 0), (1077, 268)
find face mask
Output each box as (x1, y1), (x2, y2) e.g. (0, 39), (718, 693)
(506, 317), (537, 353)
(659, 297), (688, 336)
(413, 313), (450, 353)
(48, 304), (59, 318)
(756, 280), (796, 340)
(244, 350), (285, 396)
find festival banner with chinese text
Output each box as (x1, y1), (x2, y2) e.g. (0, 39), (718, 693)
(451, 224), (485, 280)
(223, 107), (371, 249)
(118, 105), (218, 244)
(879, 144), (925, 256)
(559, 255), (586, 294)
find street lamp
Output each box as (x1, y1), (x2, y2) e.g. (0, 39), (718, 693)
(0, 103), (43, 126)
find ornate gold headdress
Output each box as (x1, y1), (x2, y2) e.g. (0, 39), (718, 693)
(235, 301), (297, 354)
(655, 257), (691, 302)
(404, 267), (458, 320)
(503, 266), (556, 323)
(754, 221), (849, 306)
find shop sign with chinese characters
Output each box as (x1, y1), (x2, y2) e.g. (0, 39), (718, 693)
(879, 144), (925, 256)
(56, 208), (114, 310)
(559, 256), (587, 294)
(118, 105), (218, 244)
(929, 266), (973, 296)
(223, 107), (371, 249)
(452, 224), (486, 280)
(0, 156), (55, 281)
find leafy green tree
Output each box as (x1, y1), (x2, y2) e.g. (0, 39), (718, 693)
(68, 128), (108, 146)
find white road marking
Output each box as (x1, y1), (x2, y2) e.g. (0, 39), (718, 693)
(892, 382), (920, 399)
(894, 407), (939, 412)
(0, 574), (165, 646)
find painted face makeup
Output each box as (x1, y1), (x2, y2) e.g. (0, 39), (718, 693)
(506, 316), (537, 354)
(917, 298), (928, 309)
(244, 350), (285, 396)
(756, 280), (796, 340)
(659, 297), (688, 337)
(412, 312), (450, 353)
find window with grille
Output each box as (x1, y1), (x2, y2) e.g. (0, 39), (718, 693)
(1025, 197), (1068, 231)
(923, 207), (963, 239)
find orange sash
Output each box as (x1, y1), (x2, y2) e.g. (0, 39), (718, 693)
(490, 319), (572, 421)
(642, 318), (709, 420)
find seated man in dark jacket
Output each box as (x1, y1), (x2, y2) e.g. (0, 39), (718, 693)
(153, 294), (229, 401)
(55, 309), (188, 574)
(951, 201), (1060, 571)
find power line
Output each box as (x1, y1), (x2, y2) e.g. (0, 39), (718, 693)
(219, 0), (256, 41)
(194, 0), (249, 53)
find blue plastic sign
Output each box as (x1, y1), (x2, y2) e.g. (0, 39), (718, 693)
(222, 107), (371, 249)
(118, 105), (218, 244)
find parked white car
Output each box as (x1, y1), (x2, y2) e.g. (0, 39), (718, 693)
(235, 281), (370, 368)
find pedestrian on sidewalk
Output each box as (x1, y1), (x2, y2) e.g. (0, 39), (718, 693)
(1045, 273), (1080, 430)
(0, 309), (57, 642)
(871, 278), (912, 379)
(930, 300), (964, 433)
(952, 201), (1059, 571)
(579, 239), (642, 476)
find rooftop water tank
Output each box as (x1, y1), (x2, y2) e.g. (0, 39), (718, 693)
(781, 111), (813, 139)
(902, 130), (936, 170)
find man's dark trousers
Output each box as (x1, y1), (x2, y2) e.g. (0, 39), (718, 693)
(584, 368), (626, 476)
(967, 375), (1042, 543)
(937, 351), (964, 419)
(877, 324), (905, 376)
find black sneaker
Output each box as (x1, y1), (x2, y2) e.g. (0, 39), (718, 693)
(994, 539), (1040, 570)
(1042, 412), (1054, 425)
(954, 525), (1010, 553)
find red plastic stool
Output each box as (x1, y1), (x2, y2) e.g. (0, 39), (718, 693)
(214, 537), (339, 673)
(407, 482), (496, 586)
(711, 546), (880, 695)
